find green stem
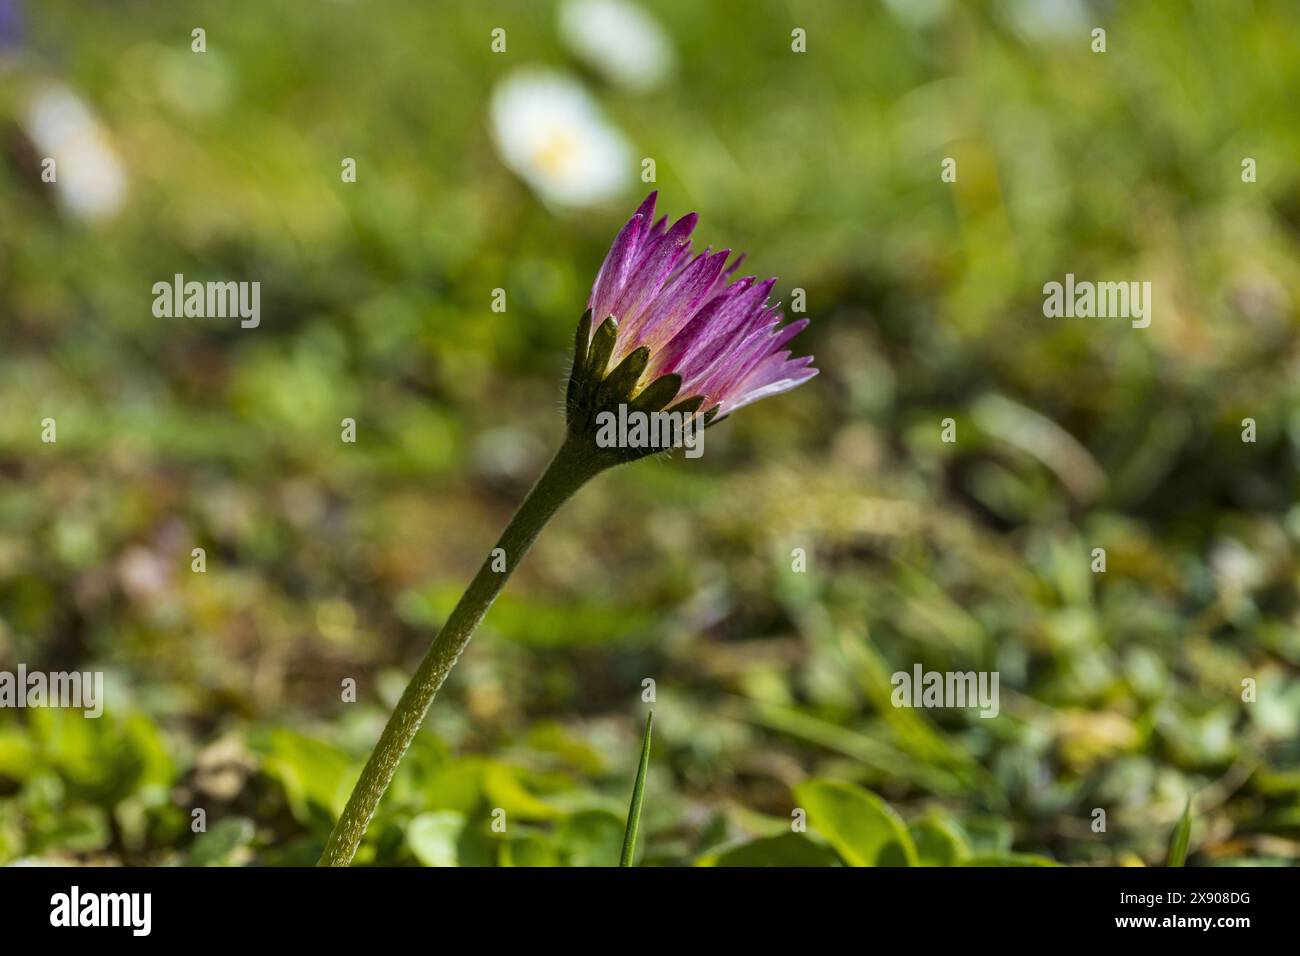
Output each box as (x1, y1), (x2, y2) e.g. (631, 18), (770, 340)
(318, 431), (605, 867)
(619, 709), (654, 867)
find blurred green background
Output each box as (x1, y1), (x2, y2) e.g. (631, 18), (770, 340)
(1, 0), (1299, 867)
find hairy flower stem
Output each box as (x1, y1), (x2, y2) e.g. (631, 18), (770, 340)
(318, 431), (606, 867)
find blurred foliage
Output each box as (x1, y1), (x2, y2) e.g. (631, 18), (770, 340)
(1, 0), (1299, 866)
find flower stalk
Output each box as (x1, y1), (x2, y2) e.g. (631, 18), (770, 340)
(318, 431), (607, 866)
(319, 192), (815, 866)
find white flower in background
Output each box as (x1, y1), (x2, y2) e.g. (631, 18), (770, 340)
(488, 68), (631, 210)
(558, 0), (675, 91)
(24, 84), (127, 221)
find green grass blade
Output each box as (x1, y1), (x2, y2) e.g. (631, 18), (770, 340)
(619, 710), (654, 867)
(1167, 798), (1192, 867)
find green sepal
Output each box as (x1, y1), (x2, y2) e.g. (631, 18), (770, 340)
(665, 395), (704, 417)
(584, 316), (618, 384)
(594, 392), (706, 464)
(564, 310), (715, 465)
(566, 309), (594, 413)
(596, 347), (650, 408)
(568, 315), (619, 428)
(628, 374), (682, 414)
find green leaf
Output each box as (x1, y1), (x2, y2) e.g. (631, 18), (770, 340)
(0, 729), (36, 781)
(794, 779), (918, 866)
(736, 699), (972, 795)
(251, 728), (353, 823)
(188, 817), (255, 866)
(481, 763), (561, 821)
(959, 853), (1060, 867)
(526, 723), (607, 775)
(1168, 798), (1192, 867)
(699, 833), (841, 867)
(500, 831), (559, 867)
(42, 803), (112, 854)
(909, 817), (970, 866)
(620, 710), (653, 866)
(413, 758), (487, 816)
(959, 816), (1014, 855)
(407, 811), (465, 867)
(556, 810), (625, 867)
